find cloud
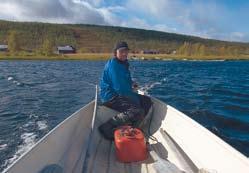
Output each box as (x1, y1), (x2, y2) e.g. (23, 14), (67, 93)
(83, 0), (103, 7)
(229, 32), (249, 42)
(0, 0), (107, 24)
(125, 0), (224, 36)
(123, 0), (249, 42)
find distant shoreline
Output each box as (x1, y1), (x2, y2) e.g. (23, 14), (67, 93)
(1, 53), (249, 61)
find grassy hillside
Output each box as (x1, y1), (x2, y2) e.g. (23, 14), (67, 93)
(0, 20), (249, 57)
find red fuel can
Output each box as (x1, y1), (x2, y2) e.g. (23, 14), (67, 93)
(114, 126), (148, 163)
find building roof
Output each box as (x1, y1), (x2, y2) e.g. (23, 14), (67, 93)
(0, 45), (8, 49)
(57, 45), (75, 51)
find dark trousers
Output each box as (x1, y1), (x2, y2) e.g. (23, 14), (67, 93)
(99, 95), (152, 140)
(103, 95), (152, 125)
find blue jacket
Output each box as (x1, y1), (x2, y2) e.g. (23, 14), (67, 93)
(100, 57), (140, 104)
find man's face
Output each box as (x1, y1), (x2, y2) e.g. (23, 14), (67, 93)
(116, 48), (129, 61)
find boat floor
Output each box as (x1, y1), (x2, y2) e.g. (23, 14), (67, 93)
(82, 106), (195, 173)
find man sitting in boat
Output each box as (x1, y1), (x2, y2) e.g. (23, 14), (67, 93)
(99, 41), (152, 140)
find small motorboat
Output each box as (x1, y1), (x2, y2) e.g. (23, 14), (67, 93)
(4, 86), (249, 173)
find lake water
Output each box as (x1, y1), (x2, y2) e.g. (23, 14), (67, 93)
(0, 60), (249, 171)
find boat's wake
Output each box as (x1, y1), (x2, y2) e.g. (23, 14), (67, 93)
(138, 77), (167, 95)
(2, 118), (48, 171)
(3, 133), (37, 171)
(37, 121), (48, 131)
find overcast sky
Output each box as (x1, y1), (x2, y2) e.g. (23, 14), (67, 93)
(1, 0), (249, 42)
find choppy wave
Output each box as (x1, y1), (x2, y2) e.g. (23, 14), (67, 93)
(3, 133), (37, 169)
(7, 76), (23, 86)
(7, 77), (14, 81)
(0, 144), (7, 151)
(37, 121), (48, 130)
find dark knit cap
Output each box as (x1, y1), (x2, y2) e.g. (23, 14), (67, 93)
(114, 41), (130, 52)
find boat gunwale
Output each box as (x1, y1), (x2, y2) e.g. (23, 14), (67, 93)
(151, 97), (249, 171)
(167, 102), (249, 163)
(153, 97), (249, 160)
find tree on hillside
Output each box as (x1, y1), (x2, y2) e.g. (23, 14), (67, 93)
(8, 30), (20, 54)
(178, 42), (192, 56)
(192, 43), (201, 56)
(41, 38), (54, 56)
(219, 46), (226, 56)
(178, 43), (185, 55)
(199, 44), (206, 56)
(178, 42), (208, 56)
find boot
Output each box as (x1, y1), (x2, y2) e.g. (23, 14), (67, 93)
(98, 113), (131, 140)
(98, 118), (116, 140)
